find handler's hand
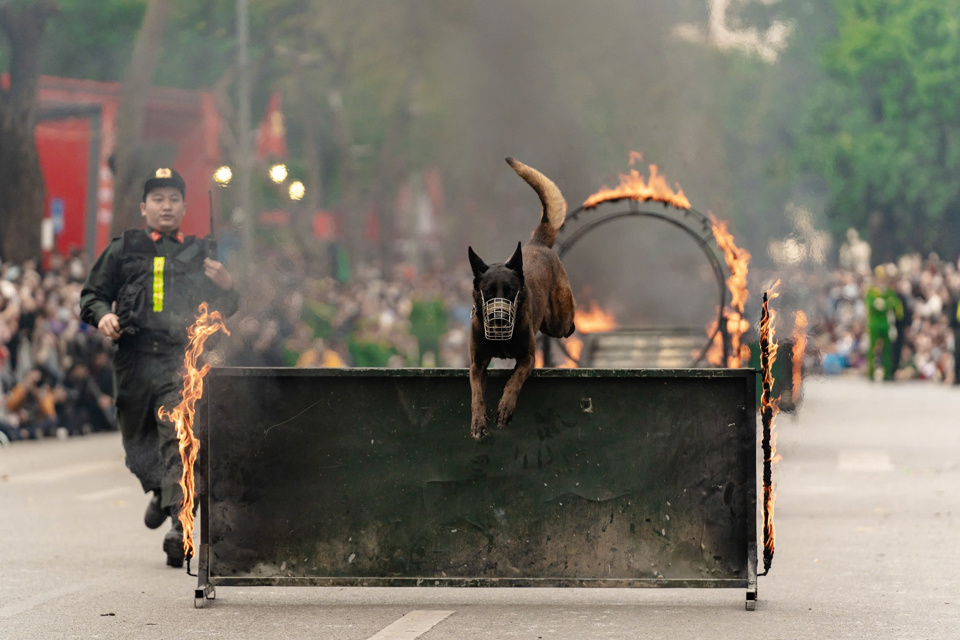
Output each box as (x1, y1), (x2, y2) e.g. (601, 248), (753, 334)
(98, 313), (122, 340)
(204, 258), (234, 291)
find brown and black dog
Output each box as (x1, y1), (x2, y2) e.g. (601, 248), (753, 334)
(467, 157), (576, 441)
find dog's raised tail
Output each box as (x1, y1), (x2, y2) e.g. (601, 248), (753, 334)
(506, 157), (566, 248)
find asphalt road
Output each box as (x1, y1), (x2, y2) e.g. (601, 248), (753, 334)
(1, 376), (958, 639)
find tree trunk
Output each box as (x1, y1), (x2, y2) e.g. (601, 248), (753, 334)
(0, 1), (58, 264)
(289, 61), (324, 259)
(372, 103), (411, 274)
(934, 200), (960, 260)
(327, 86), (364, 266)
(868, 208), (898, 265)
(111, 0), (174, 235)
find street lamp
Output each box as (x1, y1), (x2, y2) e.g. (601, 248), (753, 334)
(269, 163), (288, 184)
(288, 181), (305, 201)
(213, 165), (233, 186)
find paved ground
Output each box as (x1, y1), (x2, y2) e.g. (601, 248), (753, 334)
(1, 376), (958, 639)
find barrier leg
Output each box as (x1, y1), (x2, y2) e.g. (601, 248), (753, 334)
(194, 542), (214, 608)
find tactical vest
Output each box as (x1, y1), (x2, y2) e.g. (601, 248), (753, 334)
(115, 229), (208, 348)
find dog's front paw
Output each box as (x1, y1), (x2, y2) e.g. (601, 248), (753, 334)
(495, 406), (514, 430)
(471, 416), (489, 441)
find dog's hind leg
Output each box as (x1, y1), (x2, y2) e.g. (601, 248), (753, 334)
(470, 356), (492, 441)
(496, 350), (536, 430)
(543, 283), (577, 338)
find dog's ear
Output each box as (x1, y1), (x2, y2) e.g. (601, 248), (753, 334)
(468, 246), (489, 280)
(505, 241), (523, 275)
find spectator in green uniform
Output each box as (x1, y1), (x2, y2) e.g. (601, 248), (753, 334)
(865, 264), (903, 381)
(949, 283), (960, 386)
(80, 168), (239, 567)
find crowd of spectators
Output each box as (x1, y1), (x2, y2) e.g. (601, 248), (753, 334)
(6, 234), (960, 444)
(221, 245), (475, 372)
(810, 251), (960, 384)
(1, 253), (117, 444)
(1, 245), (476, 444)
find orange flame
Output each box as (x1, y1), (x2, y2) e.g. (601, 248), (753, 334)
(704, 311), (752, 367)
(574, 301), (617, 334)
(583, 155), (690, 210)
(557, 337), (583, 368)
(705, 214), (752, 367)
(157, 303), (230, 560)
(759, 281), (781, 571)
(711, 214), (750, 312)
(791, 311), (808, 401)
(539, 301), (618, 368)
(761, 282), (781, 460)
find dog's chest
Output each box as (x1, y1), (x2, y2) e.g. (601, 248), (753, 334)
(484, 339), (522, 360)
(473, 317), (529, 358)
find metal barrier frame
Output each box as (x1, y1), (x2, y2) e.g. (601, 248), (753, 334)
(194, 368), (759, 609)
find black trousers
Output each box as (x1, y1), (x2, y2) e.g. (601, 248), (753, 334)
(112, 347), (184, 512)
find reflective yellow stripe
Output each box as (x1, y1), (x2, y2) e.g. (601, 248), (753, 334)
(956, 301), (960, 323)
(153, 257), (165, 311)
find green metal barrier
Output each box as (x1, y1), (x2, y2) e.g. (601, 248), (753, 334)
(195, 368), (759, 608)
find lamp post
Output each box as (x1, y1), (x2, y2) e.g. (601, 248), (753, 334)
(237, 0), (254, 276)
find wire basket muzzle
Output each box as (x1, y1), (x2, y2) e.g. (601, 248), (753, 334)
(481, 291), (519, 340)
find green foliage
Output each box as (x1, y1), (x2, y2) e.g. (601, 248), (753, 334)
(39, 0), (256, 88)
(152, 0), (238, 89)
(41, 0), (959, 268)
(40, 0), (145, 81)
(796, 0), (960, 257)
(698, 0), (838, 255)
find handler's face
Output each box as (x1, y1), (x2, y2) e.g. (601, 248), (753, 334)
(141, 187), (186, 233)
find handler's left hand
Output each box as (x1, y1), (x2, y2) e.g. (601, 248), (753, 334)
(203, 258), (234, 291)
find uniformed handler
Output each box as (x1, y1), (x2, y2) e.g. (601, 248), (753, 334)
(80, 168), (239, 567)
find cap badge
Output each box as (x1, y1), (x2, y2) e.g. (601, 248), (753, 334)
(155, 168), (172, 178)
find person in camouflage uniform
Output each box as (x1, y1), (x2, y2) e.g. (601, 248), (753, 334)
(865, 265), (903, 381)
(80, 168), (239, 567)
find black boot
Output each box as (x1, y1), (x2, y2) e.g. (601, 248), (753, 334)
(144, 491), (167, 529)
(163, 516), (185, 568)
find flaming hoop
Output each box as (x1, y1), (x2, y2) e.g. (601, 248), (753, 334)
(158, 303), (230, 564)
(758, 283), (781, 576)
(582, 155), (691, 210)
(551, 302), (618, 369)
(707, 214), (752, 368)
(549, 153), (751, 370)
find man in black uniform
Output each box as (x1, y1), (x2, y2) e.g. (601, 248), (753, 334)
(80, 168), (239, 567)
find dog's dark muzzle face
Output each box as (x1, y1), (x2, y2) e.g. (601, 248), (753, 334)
(478, 291), (519, 340)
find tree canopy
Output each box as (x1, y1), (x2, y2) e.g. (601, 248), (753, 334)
(796, 0), (960, 260)
(6, 0), (960, 266)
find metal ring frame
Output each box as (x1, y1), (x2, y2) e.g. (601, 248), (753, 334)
(549, 198), (730, 367)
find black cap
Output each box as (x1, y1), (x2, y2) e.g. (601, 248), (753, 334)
(142, 167), (186, 201)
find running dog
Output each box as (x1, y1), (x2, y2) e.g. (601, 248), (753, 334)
(467, 157), (576, 441)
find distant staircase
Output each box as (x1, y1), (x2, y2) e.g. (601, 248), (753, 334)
(577, 328), (709, 368)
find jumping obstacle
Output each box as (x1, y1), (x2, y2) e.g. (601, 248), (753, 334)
(194, 367), (759, 609)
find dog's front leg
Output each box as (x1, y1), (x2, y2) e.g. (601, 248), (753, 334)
(470, 356), (492, 441)
(496, 350), (536, 430)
